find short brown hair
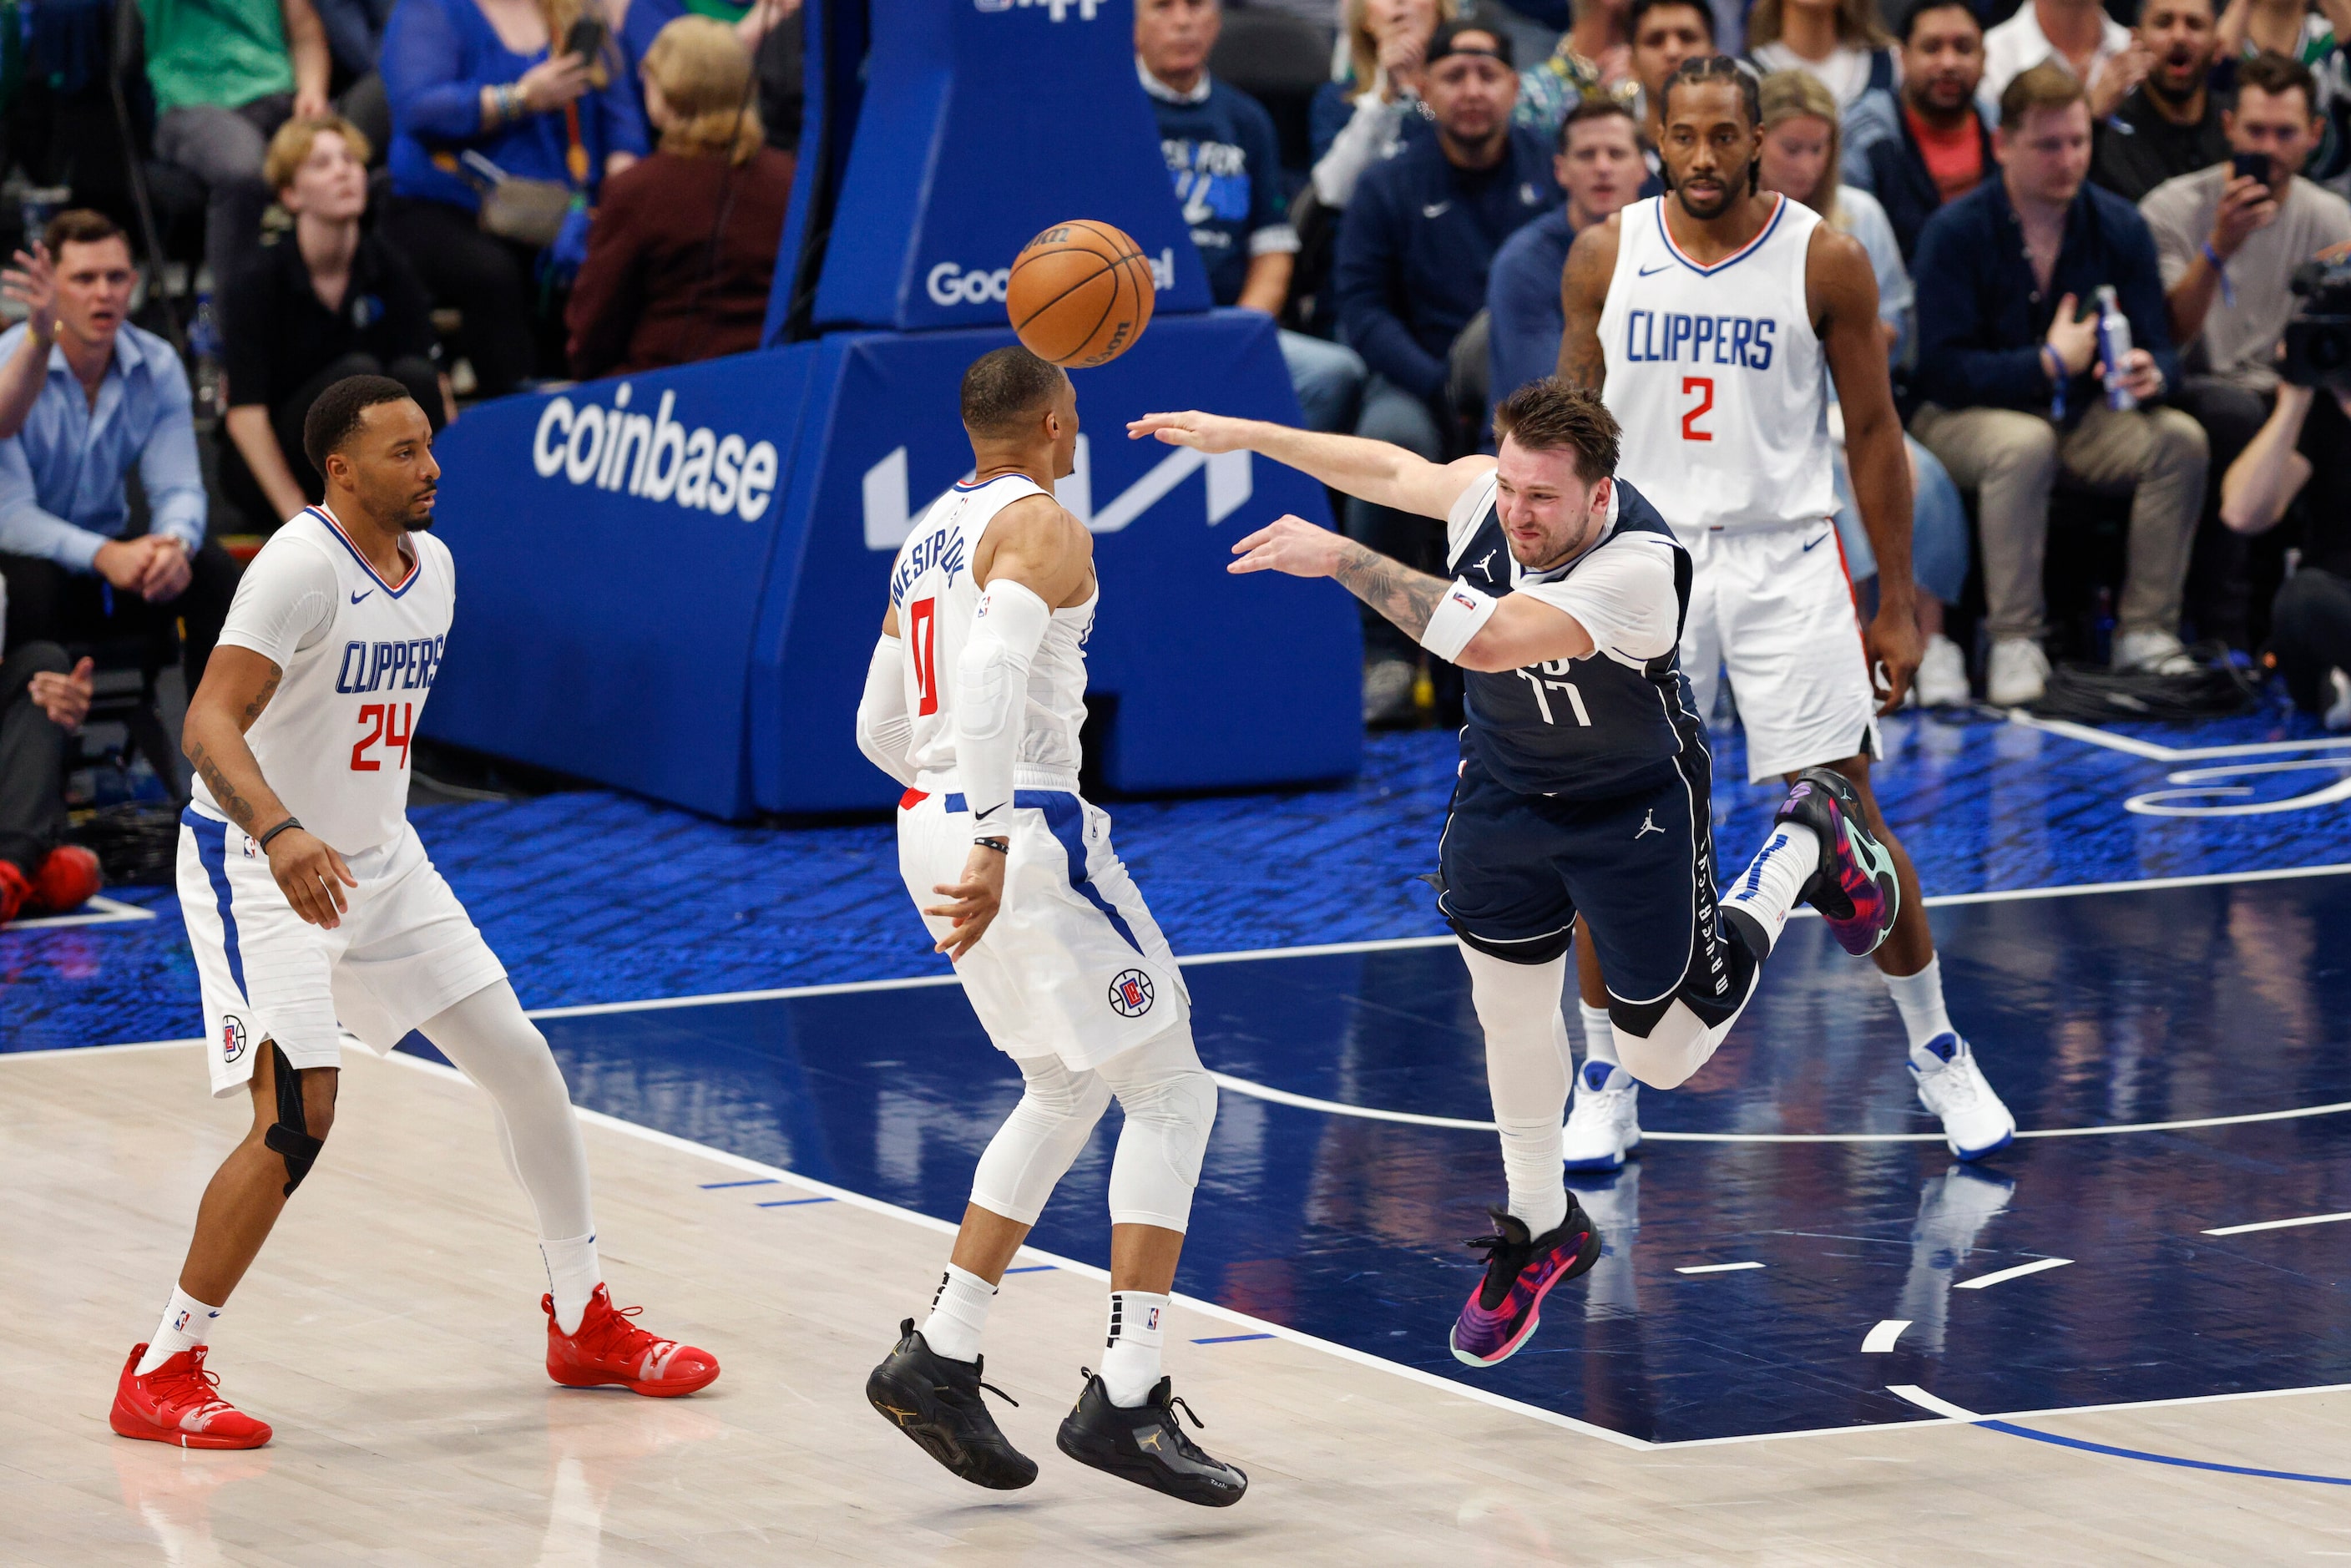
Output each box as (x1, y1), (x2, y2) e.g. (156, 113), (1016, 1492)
(1557, 97), (1638, 154)
(2237, 50), (2318, 116)
(264, 114), (374, 194)
(1492, 379), (1620, 483)
(1998, 61), (2086, 130)
(42, 209), (125, 258)
(960, 346), (1067, 438)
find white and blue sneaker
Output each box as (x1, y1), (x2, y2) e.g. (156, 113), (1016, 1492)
(1562, 1060), (1641, 1172)
(1909, 1034), (2015, 1161)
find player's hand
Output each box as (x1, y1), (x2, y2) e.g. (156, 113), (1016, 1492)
(267, 827), (357, 929)
(2045, 295), (2099, 377)
(139, 535), (191, 601)
(924, 843), (1007, 962)
(1864, 601), (1921, 716)
(3, 242), (55, 341)
(1128, 410), (1257, 455)
(1227, 513), (1350, 579)
(2098, 345), (2165, 402)
(28, 656), (92, 729)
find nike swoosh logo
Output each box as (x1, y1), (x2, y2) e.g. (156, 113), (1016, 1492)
(1637, 262), (1675, 276)
(1423, 202), (1451, 219)
(1802, 532), (1831, 552)
(350, 589), (372, 604)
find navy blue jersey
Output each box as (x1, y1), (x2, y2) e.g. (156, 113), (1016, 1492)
(1449, 476), (1697, 799)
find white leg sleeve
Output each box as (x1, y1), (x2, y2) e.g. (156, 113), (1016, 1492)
(968, 1055), (1114, 1226)
(1610, 984), (1759, 1091)
(1459, 941), (1571, 1235)
(1095, 1024), (1218, 1233)
(419, 980), (595, 1242)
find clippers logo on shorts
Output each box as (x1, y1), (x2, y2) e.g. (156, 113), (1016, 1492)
(220, 1015), (248, 1064)
(1109, 969), (1155, 1017)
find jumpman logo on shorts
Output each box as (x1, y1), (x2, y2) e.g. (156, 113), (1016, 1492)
(1636, 810), (1664, 839)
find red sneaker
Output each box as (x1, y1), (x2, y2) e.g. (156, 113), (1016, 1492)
(29, 843), (101, 913)
(544, 1286), (720, 1397)
(109, 1345), (273, 1449)
(0, 860), (28, 926)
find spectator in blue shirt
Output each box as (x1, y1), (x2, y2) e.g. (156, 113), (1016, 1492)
(1334, 20), (1559, 718)
(1137, 0), (1368, 432)
(1909, 64), (2208, 706)
(0, 213), (235, 691)
(1843, 0), (1992, 262)
(1486, 97), (1644, 405)
(379, 0), (650, 396)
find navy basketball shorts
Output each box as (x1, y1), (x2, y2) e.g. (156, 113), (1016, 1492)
(1436, 745), (1747, 1028)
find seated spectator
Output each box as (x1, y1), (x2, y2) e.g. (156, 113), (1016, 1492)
(1747, 0), (1898, 118)
(1627, 0), (1715, 187)
(381, 0), (649, 397)
(1333, 20), (1558, 719)
(2142, 51), (2351, 641)
(221, 116), (445, 525)
(142, 0), (332, 291)
(1757, 68), (1977, 705)
(0, 213), (239, 693)
(0, 628), (100, 926)
(1311, 0), (1448, 209)
(1486, 99), (1642, 402)
(1518, 0), (1636, 134)
(2216, 0), (2351, 191)
(1848, 0), (1992, 260)
(1979, 0), (2137, 122)
(1910, 66), (2207, 706)
(1136, 0), (1368, 432)
(2092, 0), (2228, 203)
(315, 0), (397, 152)
(564, 18), (795, 379)
(2221, 375), (2351, 720)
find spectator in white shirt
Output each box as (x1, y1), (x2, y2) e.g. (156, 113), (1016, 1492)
(1979, 0), (2143, 121)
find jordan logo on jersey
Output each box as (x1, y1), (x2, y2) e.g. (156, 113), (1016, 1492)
(1621, 309), (1778, 370)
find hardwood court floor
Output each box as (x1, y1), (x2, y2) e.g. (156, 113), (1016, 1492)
(8, 1042), (2349, 1566)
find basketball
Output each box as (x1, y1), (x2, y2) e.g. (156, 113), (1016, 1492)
(1005, 219), (1156, 368)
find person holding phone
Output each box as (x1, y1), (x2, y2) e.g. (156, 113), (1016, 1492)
(380, 0), (648, 397)
(2141, 51), (2351, 645)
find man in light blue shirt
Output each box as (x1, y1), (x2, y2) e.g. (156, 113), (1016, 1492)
(0, 210), (237, 688)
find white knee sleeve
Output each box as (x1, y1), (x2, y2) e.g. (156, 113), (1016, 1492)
(1610, 999), (1735, 1090)
(419, 980), (595, 1242)
(968, 1055), (1113, 1226)
(1459, 941), (1573, 1231)
(1096, 1026), (1218, 1232)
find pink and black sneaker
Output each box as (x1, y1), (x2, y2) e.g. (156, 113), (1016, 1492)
(1776, 767), (1900, 957)
(1448, 1202), (1603, 1368)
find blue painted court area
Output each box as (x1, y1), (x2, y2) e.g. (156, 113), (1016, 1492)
(10, 702), (2351, 1443)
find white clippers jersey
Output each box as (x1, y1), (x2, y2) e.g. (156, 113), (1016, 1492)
(889, 474), (1095, 789)
(1599, 195), (1838, 532)
(193, 505), (453, 854)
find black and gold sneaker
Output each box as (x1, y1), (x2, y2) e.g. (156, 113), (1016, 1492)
(865, 1319), (1036, 1490)
(1054, 1370), (1247, 1507)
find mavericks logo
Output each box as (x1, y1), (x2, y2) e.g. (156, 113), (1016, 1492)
(532, 384), (780, 521)
(1108, 969), (1155, 1018)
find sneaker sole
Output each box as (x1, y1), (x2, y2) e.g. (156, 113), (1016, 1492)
(109, 1410), (271, 1449)
(1947, 1125), (2016, 1162)
(1447, 1223), (1605, 1368)
(549, 1363), (720, 1398)
(1562, 1137), (1636, 1173)
(867, 1368), (1036, 1490)
(1054, 1425), (1246, 1507)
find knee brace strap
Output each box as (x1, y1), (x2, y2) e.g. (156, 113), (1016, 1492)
(264, 1044), (325, 1197)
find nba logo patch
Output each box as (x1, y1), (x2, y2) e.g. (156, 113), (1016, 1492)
(1145, 1306), (1160, 1332)
(171, 1310), (191, 1333)
(1108, 969), (1155, 1018)
(220, 1015), (247, 1064)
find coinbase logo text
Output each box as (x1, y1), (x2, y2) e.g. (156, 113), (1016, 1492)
(531, 385), (781, 521)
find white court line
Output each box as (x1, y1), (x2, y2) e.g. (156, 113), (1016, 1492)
(1862, 1320), (1911, 1353)
(7, 894), (157, 930)
(1886, 1383), (1978, 1421)
(1955, 1257), (2074, 1290)
(1676, 1261), (1766, 1275)
(2203, 1211), (2351, 1237)
(2004, 711), (2351, 764)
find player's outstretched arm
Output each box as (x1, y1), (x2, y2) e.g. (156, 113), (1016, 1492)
(1556, 217), (1621, 392)
(1230, 514), (1595, 670)
(184, 646), (356, 929)
(1127, 409), (1491, 521)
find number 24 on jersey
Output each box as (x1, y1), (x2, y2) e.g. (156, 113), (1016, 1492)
(351, 702), (413, 771)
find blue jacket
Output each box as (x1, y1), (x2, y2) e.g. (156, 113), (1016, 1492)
(1911, 177), (2180, 418)
(1486, 205), (1576, 407)
(1850, 100), (1995, 264)
(1335, 129), (1559, 403)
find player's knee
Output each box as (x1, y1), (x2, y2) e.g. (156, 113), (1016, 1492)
(1108, 1056), (1216, 1188)
(1605, 1002), (1709, 1090)
(257, 1044), (336, 1197)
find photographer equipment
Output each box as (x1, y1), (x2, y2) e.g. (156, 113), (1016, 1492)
(2282, 256), (2351, 393)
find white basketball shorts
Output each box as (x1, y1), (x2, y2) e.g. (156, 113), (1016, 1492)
(1681, 518), (1883, 782)
(897, 784), (1190, 1072)
(177, 807), (508, 1098)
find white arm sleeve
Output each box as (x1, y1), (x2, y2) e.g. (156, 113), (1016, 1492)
(1516, 537), (1681, 664)
(954, 578), (1052, 824)
(854, 634), (917, 787)
(215, 538), (337, 669)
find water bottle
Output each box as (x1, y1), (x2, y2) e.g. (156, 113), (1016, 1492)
(190, 292), (224, 422)
(2095, 285), (2136, 412)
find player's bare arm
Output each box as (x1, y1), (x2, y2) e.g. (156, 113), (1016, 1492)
(1556, 216), (1622, 392)
(183, 645), (356, 930)
(1129, 409), (1494, 522)
(1808, 225), (1921, 715)
(1230, 515), (1596, 670)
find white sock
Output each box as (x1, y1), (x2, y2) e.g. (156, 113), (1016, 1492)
(541, 1233), (602, 1335)
(1499, 1114), (1570, 1235)
(1883, 956), (1956, 1054)
(1722, 827), (1823, 954)
(922, 1264), (995, 1363)
(1100, 1290), (1169, 1408)
(136, 1287), (221, 1375)
(1577, 1001), (1620, 1075)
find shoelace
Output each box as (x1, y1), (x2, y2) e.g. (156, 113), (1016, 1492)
(1078, 1368), (1220, 1464)
(1461, 1214), (1533, 1308)
(149, 1355), (233, 1421)
(574, 1299), (671, 1363)
(1929, 1053), (1982, 1109)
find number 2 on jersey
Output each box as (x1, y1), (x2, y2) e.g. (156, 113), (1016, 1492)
(908, 597), (939, 716)
(1681, 377), (1714, 442)
(351, 702), (413, 771)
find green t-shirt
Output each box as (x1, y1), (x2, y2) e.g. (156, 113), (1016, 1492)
(139, 0), (293, 114)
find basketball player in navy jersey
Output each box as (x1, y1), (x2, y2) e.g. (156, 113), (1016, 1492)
(1556, 56), (2015, 1167)
(1133, 380), (1898, 1366)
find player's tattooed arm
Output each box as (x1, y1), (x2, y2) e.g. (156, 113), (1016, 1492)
(1556, 218), (1621, 392)
(185, 741), (260, 832)
(1331, 539), (1449, 640)
(180, 648), (294, 837)
(239, 666), (281, 731)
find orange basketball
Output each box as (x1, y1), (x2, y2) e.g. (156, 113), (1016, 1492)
(1005, 220), (1156, 368)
